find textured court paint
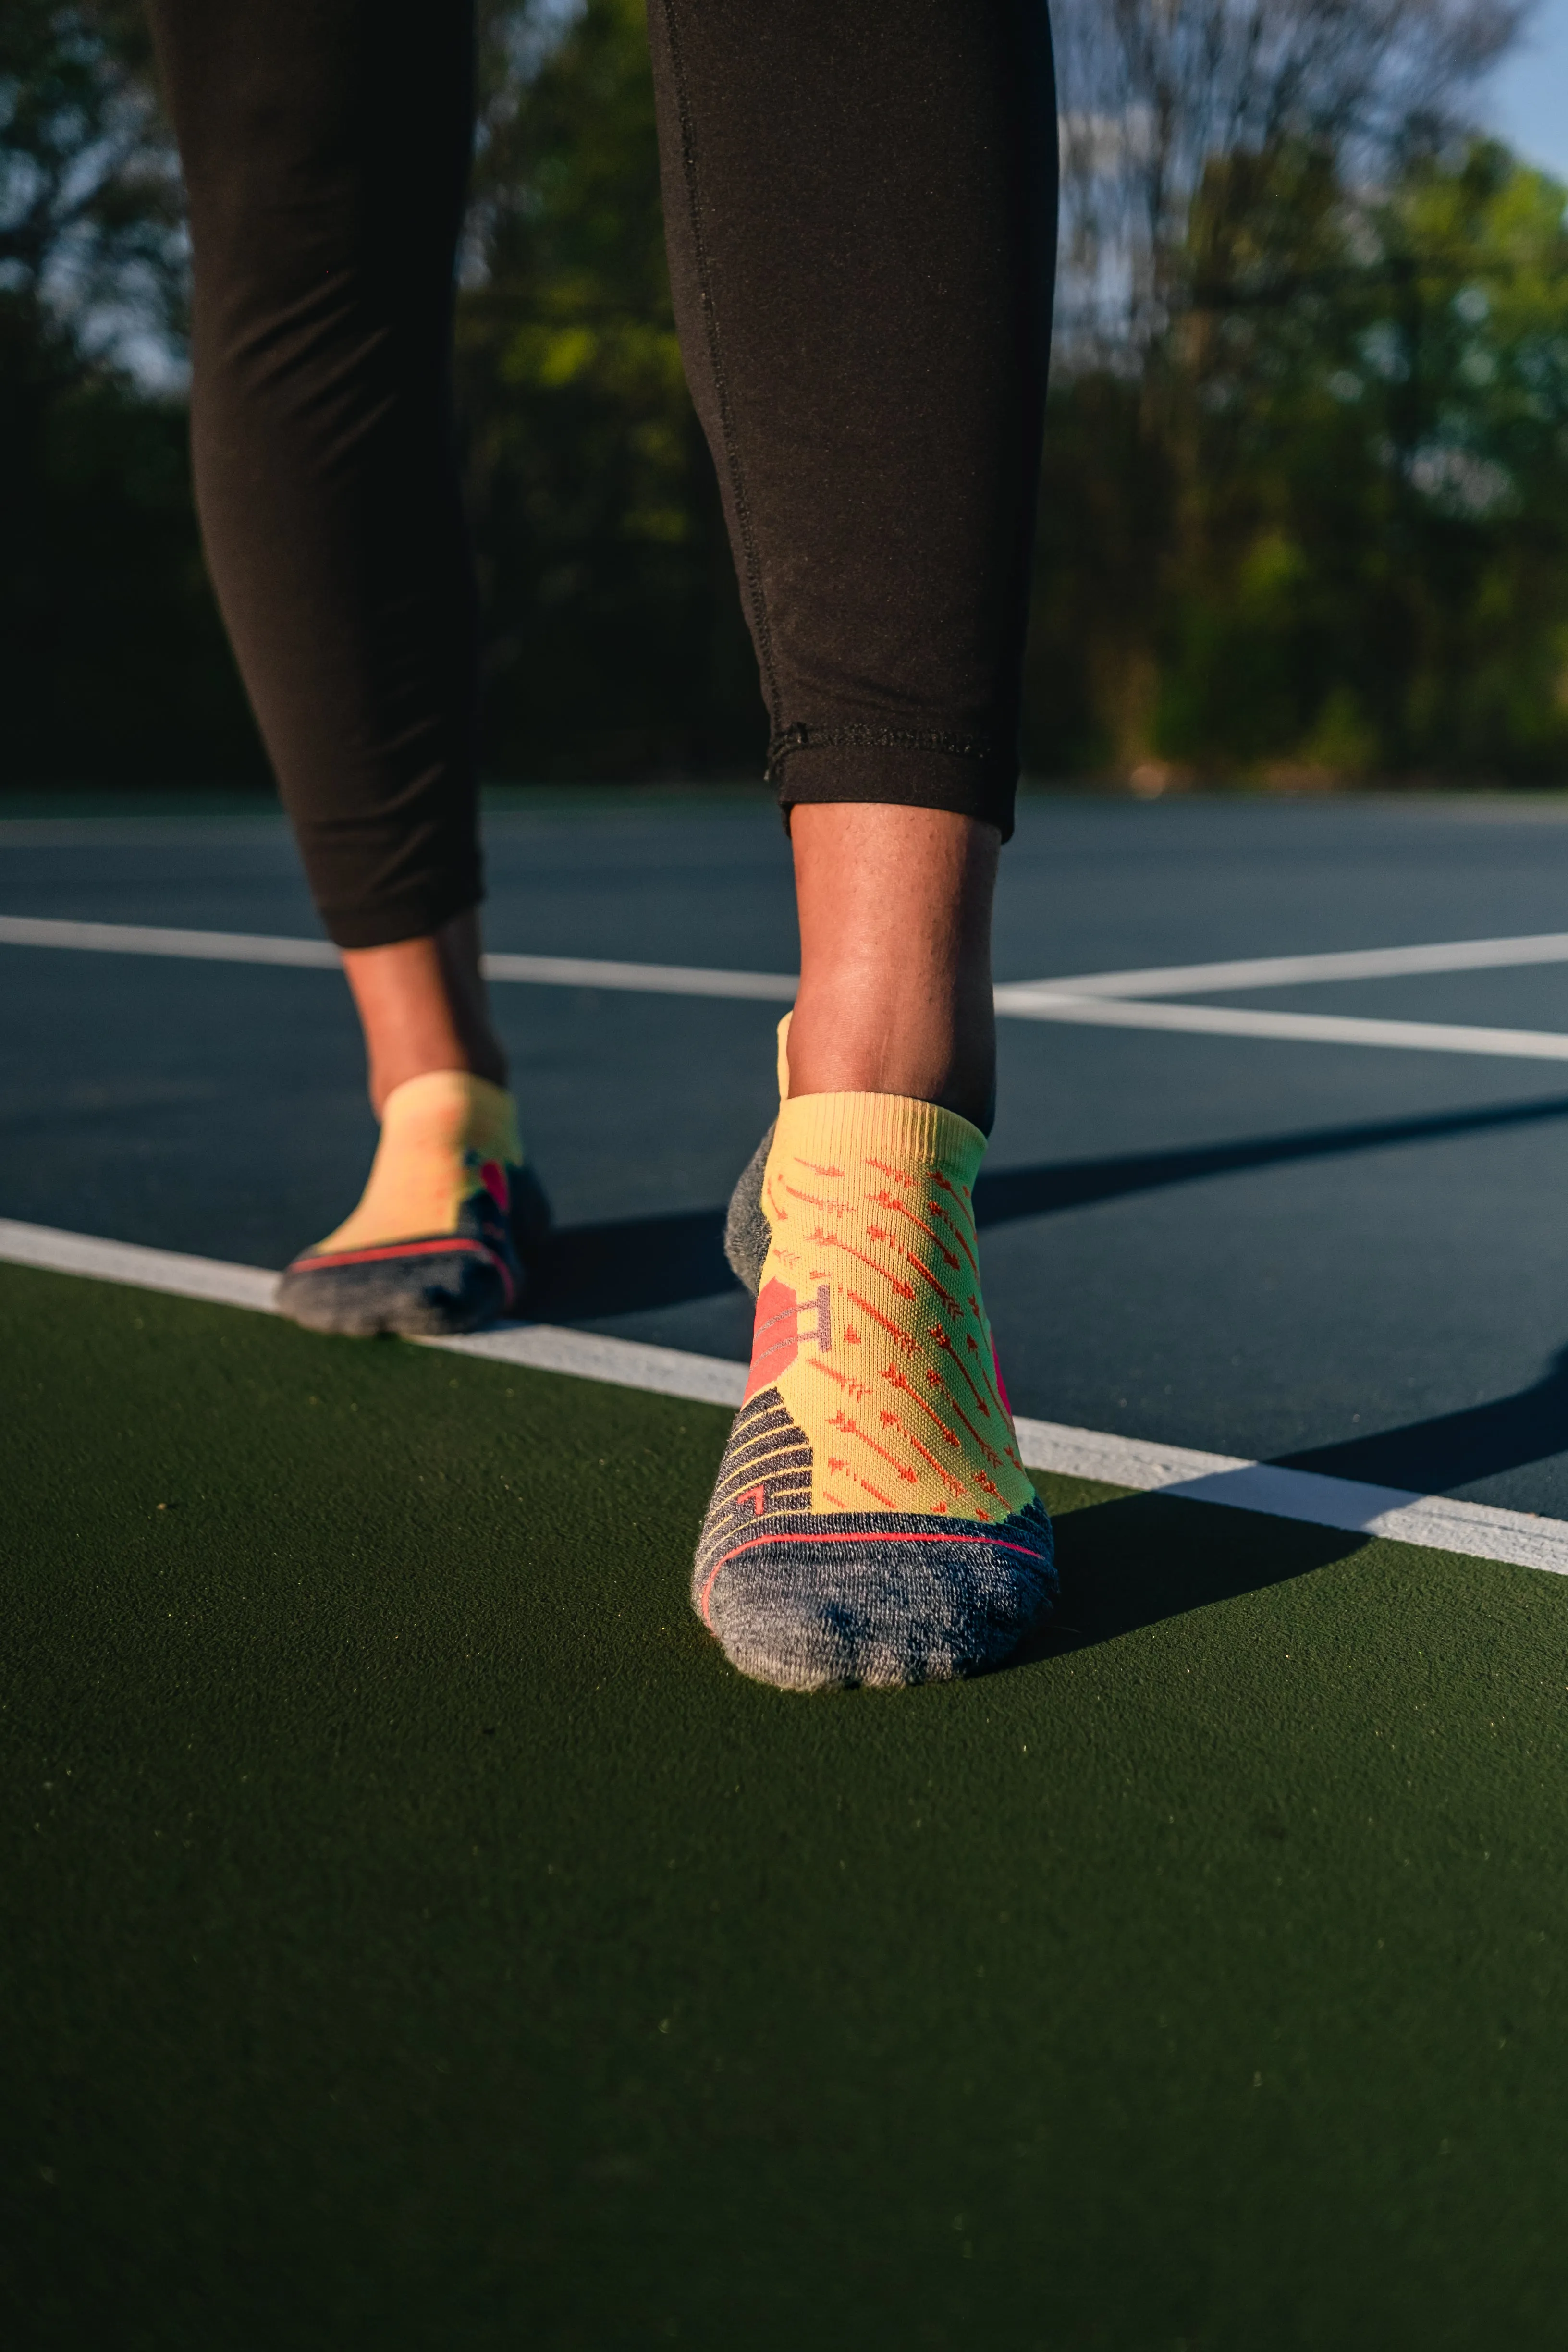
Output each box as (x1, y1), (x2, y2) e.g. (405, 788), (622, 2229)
(5, 1260), (1568, 2350)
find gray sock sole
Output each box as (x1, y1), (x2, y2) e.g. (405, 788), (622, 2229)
(275, 1242), (514, 1338)
(276, 1164), (551, 1340)
(693, 1388), (1055, 1691)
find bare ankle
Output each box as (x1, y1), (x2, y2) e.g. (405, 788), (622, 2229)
(343, 910), (508, 1115)
(787, 803), (998, 1127)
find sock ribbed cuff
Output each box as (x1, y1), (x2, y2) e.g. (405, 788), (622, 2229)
(378, 1069), (521, 1165)
(762, 1089), (987, 1213)
(313, 1069), (522, 1256)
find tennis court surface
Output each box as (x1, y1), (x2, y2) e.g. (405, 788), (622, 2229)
(5, 788), (1568, 2346)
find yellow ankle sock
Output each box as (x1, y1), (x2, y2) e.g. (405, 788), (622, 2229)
(694, 1087), (1054, 1690)
(316, 1070), (521, 1254)
(746, 1090), (1036, 1521)
(276, 1069), (538, 1339)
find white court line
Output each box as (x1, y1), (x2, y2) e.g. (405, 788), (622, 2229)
(5, 1214), (1568, 1579)
(0, 915), (795, 1000)
(483, 951), (796, 1001)
(988, 988), (1568, 1062)
(1019, 930), (1568, 998)
(12, 911), (1568, 1061)
(12, 911), (1568, 1001)
(0, 914), (340, 968)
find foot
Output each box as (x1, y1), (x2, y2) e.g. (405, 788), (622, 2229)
(695, 1090), (1054, 1690)
(276, 1070), (549, 1338)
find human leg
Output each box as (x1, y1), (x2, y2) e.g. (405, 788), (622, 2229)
(147, 0), (539, 1333)
(648, 0), (1056, 838)
(342, 913), (506, 1118)
(146, 0), (484, 949)
(786, 806), (1000, 1130)
(650, 0), (1058, 1685)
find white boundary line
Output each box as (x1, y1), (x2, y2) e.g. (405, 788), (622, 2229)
(5, 1214), (1567, 1579)
(12, 912), (1568, 1061)
(483, 950), (796, 1001)
(0, 914), (340, 968)
(988, 988), (1568, 1062)
(0, 916), (796, 1001)
(15, 914), (1568, 999)
(1021, 929), (1568, 997)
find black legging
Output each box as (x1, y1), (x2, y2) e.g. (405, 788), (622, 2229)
(147, 1), (1057, 950)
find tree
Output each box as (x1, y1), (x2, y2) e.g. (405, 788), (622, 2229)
(1053, 0), (1528, 357)
(5, 0), (1566, 791)
(456, 0), (762, 778)
(0, 0), (183, 371)
(0, 2), (258, 784)
(1025, 0), (1568, 782)
(1026, 136), (1568, 780)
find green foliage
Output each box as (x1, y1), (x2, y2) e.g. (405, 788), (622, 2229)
(4, 0), (1568, 787)
(0, 0), (179, 334)
(1027, 139), (1568, 782)
(12, 373), (259, 783)
(0, 1), (260, 783)
(457, 0), (762, 778)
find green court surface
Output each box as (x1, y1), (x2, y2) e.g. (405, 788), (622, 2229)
(5, 1262), (1568, 2351)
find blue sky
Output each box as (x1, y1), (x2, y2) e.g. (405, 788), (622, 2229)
(1482, 0), (1568, 178)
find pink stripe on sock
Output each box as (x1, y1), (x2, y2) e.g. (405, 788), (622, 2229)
(290, 1235), (516, 1308)
(294, 1236), (493, 1270)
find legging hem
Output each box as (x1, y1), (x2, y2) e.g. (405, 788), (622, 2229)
(318, 876), (484, 954)
(771, 737), (1016, 841)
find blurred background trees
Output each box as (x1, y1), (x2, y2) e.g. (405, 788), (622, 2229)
(1037, 0), (1568, 779)
(0, 0), (258, 783)
(3, 0), (1567, 788)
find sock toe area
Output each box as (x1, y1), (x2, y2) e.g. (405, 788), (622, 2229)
(697, 1501), (1055, 1691)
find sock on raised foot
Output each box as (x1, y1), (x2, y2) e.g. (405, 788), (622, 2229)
(695, 1089), (1054, 1691)
(276, 1069), (548, 1338)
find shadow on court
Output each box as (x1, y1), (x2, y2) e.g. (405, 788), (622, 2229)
(971, 1089), (1568, 1223)
(529, 1087), (1568, 1525)
(1014, 1489), (1368, 1666)
(533, 1203), (736, 1318)
(985, 1329), (1568, 1667)
(1285, 1342), (1568, 1494)
(533, 1088), (1568, 1322)
(989, 1312), (1568, 1664)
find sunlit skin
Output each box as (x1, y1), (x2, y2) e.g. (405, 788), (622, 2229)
(342, 907), (506, 1114)
(342, 803), (999, 1130)
(784, 803), (997, 1131)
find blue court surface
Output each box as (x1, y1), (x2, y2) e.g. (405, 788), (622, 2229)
(8, 785), (1568, 1517)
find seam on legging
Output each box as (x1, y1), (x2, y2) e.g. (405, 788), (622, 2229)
(657, 0), (781, 730)
(768, 722), (1002, 774)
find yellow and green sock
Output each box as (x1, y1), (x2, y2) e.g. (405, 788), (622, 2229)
(696, 1085), (1055, 1690)
(276, 1069), (547, 1338)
